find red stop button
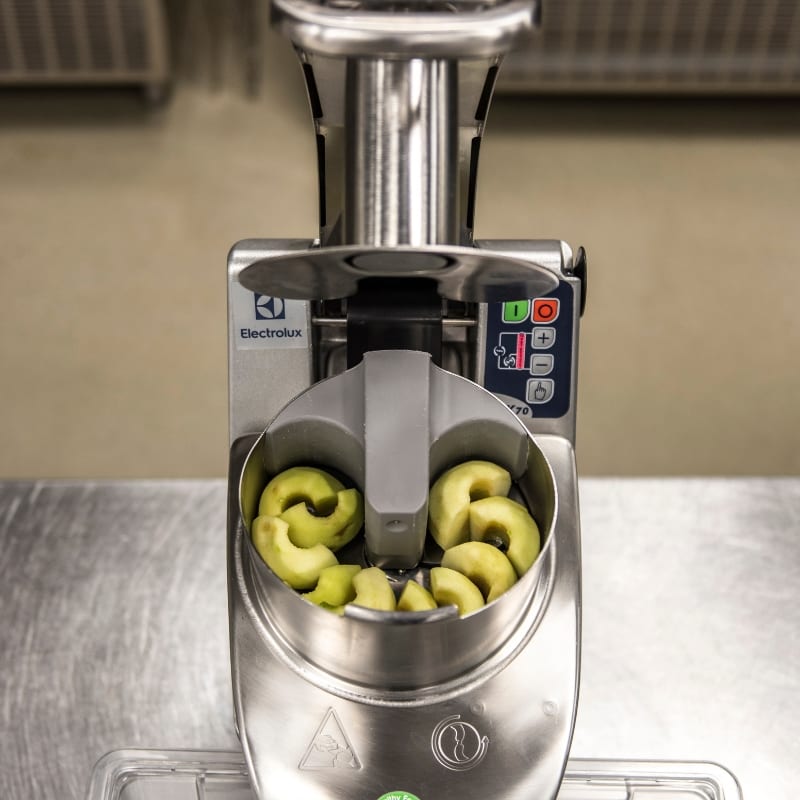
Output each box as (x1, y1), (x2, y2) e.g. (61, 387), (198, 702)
(532, 298), (560, 323)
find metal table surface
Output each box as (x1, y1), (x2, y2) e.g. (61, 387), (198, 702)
(1, 478), (797, 800)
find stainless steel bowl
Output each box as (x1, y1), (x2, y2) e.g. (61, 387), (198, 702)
(236, 350), (558, 690)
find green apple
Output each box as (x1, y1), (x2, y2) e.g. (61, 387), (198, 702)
(349, 567), (397, 612)
(397, 580), (437, 612)
(259, 466), (344, 517)
(280, 488), (364, 551)
(428, 460), (512, 550)
(430, 567), (484, 616)
(441, 541), (517, 602)
(469, 496), (541, 577)
(251, 514), (337, 590)
(302, 564), (362, 613)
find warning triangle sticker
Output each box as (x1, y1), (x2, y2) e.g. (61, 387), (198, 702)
(299, 708), (362, 771)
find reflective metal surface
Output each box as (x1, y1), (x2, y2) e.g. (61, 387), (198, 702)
(299, 53), (505, 247)
(1, 478), (797, 800)
(271, 0), (539, 58)
(237, 243), (560, 302)
(227, 240), (315, 445)
(233, 396), (562, 686)
(227, 238), (578, 457)
(230, 435), (580, 800)
(346, 58), (458, 247)
(282, 2), (535, 249)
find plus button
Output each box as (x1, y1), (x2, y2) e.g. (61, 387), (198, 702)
(532, 326), (556, 349)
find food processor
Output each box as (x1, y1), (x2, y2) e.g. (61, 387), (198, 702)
(77, 3), (749, 800)
(226, 1), (586, 798)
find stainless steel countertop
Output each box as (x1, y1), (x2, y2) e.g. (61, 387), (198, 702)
(1, 479), (797, 800)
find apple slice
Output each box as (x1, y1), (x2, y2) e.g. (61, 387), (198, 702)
(469, 496), (541, 577)
(302, 564), (362, 613)
(251, 514), (337, 590)
(430, 567), (484, 616)
(428, 460), (512, 550)
(280, 488), (364, 551)
(397, 580), (437, 612)
(441, 541), (517, 603)
(259, 466), (344, 517)
(349, 567), (397, 611)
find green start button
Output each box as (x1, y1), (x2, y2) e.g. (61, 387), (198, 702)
(502, 299), (530, 323)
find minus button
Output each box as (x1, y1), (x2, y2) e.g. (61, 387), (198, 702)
(530, 354), (554, 376)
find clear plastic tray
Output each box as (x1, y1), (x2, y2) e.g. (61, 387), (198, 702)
(86, 749), (742, 800)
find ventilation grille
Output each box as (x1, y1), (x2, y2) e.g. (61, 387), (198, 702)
(502, 0), (800, 92)
(0, 0), (168, 83)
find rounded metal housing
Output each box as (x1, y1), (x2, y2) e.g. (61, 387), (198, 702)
(236, 353), (558, 690)
(271, 0), (539, 58)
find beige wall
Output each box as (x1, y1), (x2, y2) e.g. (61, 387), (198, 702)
(1, 36), (798, 478)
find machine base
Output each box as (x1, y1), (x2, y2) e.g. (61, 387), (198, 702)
(87, 749), (744, 800)
(228, 435), (581, 800)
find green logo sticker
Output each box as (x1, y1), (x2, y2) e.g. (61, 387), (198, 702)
(377, 792), (422, 800)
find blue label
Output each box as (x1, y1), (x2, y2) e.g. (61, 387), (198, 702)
(483, 282), (573, 420)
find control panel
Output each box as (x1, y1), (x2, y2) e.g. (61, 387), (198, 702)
(482, 281), (575, 421)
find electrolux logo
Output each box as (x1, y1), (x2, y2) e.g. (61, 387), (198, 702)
(234, 285), (307, 350)
(254, 293), (286, 320)
(240, 327), (303, 340)
(244, 292), (301, 339)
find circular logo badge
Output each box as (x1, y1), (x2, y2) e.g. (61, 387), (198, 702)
(377, 792), (422, 800)
(255, 294), (285, 320)
(431, 715), (489, 772)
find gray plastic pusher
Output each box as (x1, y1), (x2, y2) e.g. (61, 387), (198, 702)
(259, 349), (530, 569)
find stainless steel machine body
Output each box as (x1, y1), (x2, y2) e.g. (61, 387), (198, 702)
(227, 1), (586, 798)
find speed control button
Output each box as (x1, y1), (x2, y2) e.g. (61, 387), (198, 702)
(530, 354), (554, 376)
(526, 378), (554, 404)
(531, 327), (556, 349)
